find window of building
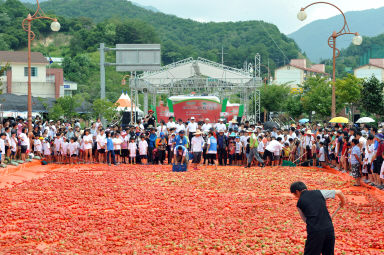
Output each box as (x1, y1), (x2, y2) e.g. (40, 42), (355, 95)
(64, 90), (72, 97)
(24, 67), (38, 77)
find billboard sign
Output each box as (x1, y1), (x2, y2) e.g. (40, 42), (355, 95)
(116, 44), (161, 72)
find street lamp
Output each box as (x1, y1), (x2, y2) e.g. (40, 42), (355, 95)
(22, 0), (60, 131)
(297, 2), (362, 118)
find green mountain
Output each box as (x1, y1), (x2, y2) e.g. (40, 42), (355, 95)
(32, 0), (300, 69)
(289, 7), (384, 62)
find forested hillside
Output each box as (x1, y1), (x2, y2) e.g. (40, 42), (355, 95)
(0, 0), (302, 102)
(32, 0), (301, 69)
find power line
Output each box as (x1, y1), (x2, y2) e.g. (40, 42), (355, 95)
(259, 21), (289, 65)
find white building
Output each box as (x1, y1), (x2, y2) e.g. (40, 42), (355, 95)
(354, 58), (384, 81)
(0, 51), (77, 98)
(274, 59), (328, 89)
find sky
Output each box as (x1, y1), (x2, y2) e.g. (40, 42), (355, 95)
(132, 0), (384, 34)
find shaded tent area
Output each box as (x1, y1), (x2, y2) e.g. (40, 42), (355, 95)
(0, 94), (92, 119)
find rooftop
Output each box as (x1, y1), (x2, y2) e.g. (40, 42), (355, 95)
(0, 51), (48, 64)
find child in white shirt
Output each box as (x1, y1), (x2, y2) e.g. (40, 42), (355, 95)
(34, 137), (42, 157)
(42, 138), (51, 161)
(128, 137), (137, 164)
(138, 135), (148, 164)
(69, 137), (79, 164)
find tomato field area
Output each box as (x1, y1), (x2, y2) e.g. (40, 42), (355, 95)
(0, 163), (383, 254)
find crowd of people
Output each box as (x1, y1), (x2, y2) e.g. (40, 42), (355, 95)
(0, 110), (383, 189)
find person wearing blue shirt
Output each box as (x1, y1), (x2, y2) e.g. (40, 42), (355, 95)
(106, 131), (116, 166)
(206, 131), (218, 169)
(173, 145), (188, 165)
(351, 139), (362, 186)
(148, 128), (157, 164)
(175, 130), (189, 148)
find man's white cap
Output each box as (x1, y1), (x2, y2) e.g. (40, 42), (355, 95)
(219, 129), (225, 132)
(205, 118), (210, 121)
(191, 117), (195, 120)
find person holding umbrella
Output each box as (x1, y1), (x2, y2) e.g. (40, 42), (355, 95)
(290, 181), (346, 255)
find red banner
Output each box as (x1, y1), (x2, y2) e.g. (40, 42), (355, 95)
(156, 106), (173, 123)
(225, 105), (240, 121)
(173, 99), (221, 122)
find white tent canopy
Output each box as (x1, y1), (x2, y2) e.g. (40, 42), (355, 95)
(115, 92), (143, 113)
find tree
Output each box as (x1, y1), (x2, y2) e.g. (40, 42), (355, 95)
(260, 84), (290, 113)
(62, 54), (93, 84)
(54, 95), (83, 120)
(301, 76), (339, 118)
(360, 76), (384, 116)
(93, 99), (118, 123)
(335, 74), (362, 118)
(49, 103), (64, 121)
(285, 94), (303, 120)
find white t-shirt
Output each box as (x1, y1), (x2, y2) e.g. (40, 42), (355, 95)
(19, 133), (29, 146)
(10, 137), (17, 152)
(187, 122), (198, 133)
(83, 134), (93, 150)
(96, 134), (106, 149)
(0, 139), (5, 154)
(139, 140), (148, 155)
(359, 137), (367, 150)
(191, 136), (204, 152)
(266, 140), (283, 154)
(69, 142), (79, 155)
(42, 140), (51, 155)
(319, 147), (325, 161)
(62, 142), (69, 155)
(128, 142), (137, 157)
(167, 121), (177, 129)
(214, 123), (226, 131)
(157, 125), (168, 135)
(113, 137), (122, 150)
(201, 123), (212, 133)
(257, 141), (264, 153)
(34, 139), (42, 152)
(176, 124), (186, 133)
(236, 141), (242, 153)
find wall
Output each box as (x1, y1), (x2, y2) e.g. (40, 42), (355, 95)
(274, 66), (303, 88)
(354, 66), (383, 81)
(11, 63), (47, 83)
(11, 82), (56, 98)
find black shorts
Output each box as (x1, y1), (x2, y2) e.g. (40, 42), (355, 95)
(264, 149), (274, 161)
(71, 154), (77, 157)
(192, 152), (202, 164)
(98, 149), (105, 154)
(373, 156), (383, 174)
(236, 153), (242, 161)
(366, 163), (372, 174)
(206, 154), (216, 160)
(274, 155), (281, 161)
(21, 145), (28, 153)
(5, 146), (9, 152)
(305, 230), (335, 255)
(114, 150), (120, 156)
(140, 155), (147, 159)
(121, 149), (128, 157)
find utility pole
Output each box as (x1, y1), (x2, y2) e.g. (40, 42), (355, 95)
(217, 45), (227, 66)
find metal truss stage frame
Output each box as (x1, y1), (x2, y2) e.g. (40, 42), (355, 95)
(129, 57), (262, 122)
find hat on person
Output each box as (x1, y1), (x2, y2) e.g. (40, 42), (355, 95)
(194, 130), (203, 135)
(247, 129), (253, 133)
(231, 119), (238, 124)
(375, 133), (384, 140)
(306, 130), (313, 135)
(205, 118), (210, 121)
(219, 118), (224, 122)
(191, 116), (195, 120)
(39, 137), (44, 140)
(148, 109), (154, 113)
(219, 129), (225, 133)
(229, 132), (236, 137)
(179, 130), (185, 134)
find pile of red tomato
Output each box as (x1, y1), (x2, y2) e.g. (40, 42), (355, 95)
(0, 164), (382, 254)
